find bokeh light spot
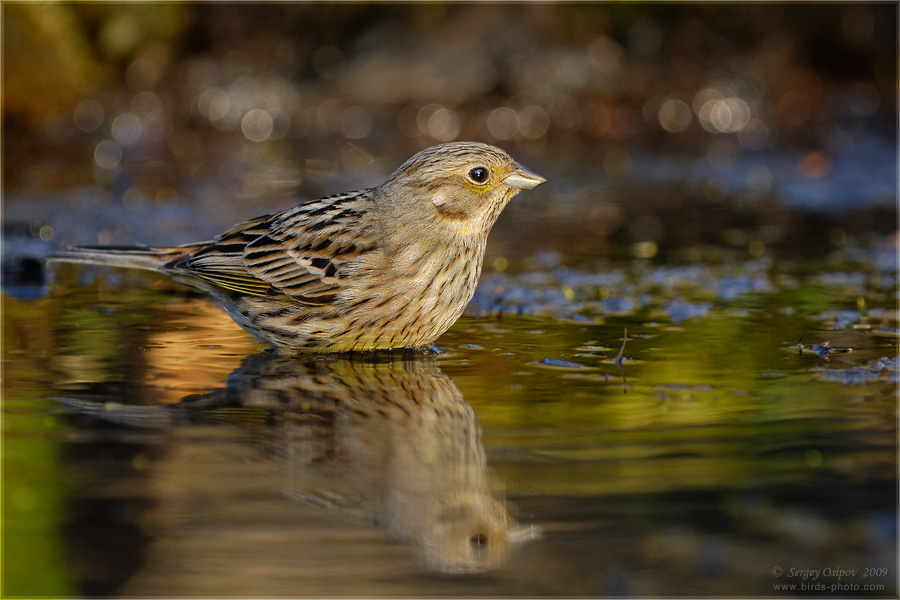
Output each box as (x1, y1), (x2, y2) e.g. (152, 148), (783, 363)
(427, 107), (460, 142)
(111, 113), (143, 145)
(586, 35), (624, 74)
(748, 240), (765, 257)
(486, 107), (519, 140)
(241, 109), (274, 142)
(699, 96), (751, 133)
(74, 100), (105, 132)
(337, 106), (373, 139)
(658, 98), (692, 133)
(414, 104), (460, 141)
(797, 151), (832, 179)
(198, 88), (232, 123)
(519, 106), (549, 139)
(94, 140), (123, 169)
(845, 83), (880, 117)
(633, 241), (658, 259)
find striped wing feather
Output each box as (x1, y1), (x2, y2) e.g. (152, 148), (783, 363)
(168, 191), (376, 304)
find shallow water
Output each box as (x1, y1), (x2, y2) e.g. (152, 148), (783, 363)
(3, 215), (897, 596)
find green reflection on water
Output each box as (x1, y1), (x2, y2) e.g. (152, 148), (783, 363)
(3, 391), (76, 598)
(436, 276), (896, 507)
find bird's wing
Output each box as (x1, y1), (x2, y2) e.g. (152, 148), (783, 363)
(170, 190), (379, 305)
(169, 214), (274, 296)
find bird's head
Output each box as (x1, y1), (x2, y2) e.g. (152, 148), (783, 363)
(377, 141), (545, 238)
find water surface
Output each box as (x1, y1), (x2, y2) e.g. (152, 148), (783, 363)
(3, 218), (896, 596)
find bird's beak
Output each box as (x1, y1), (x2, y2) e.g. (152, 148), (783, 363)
(506, 523), (542, 544)
(503, 165), (546, 189)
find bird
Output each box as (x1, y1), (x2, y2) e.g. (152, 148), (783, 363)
(48, 142), (545, 353)
(54, 353), (540, 574)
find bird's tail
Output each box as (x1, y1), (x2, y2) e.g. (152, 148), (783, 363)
(46, 244), (203, 272)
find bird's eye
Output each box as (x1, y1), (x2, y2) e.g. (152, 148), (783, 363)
(470, 532), (489, 550)
(467, 167), (489, 184)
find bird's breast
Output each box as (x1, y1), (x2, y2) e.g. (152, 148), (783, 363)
(351, 240), (483, 342)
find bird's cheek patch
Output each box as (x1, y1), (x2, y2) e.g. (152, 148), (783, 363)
(431, 191), (471, 220)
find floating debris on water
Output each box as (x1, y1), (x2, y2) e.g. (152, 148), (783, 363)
(795, 338), (853, 361)
(814, 310), (863, 330)
(812, 356), (900, 386)
(537, 357), (588, 370)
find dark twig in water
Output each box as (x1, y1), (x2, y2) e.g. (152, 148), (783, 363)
(615, 326), (627, 393)
(615, 326), (627, 365)
(796, 337), (853, 362)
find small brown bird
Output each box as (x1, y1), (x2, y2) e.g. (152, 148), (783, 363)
(49, 142), (545, 352)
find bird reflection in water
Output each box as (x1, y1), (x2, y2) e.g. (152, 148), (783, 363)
(56, 352), (538, 575)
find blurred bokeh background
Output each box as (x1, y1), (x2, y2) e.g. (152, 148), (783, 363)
(3, 3), (897, 263)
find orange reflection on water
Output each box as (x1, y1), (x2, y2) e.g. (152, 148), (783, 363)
(141, 297), (260, 404)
